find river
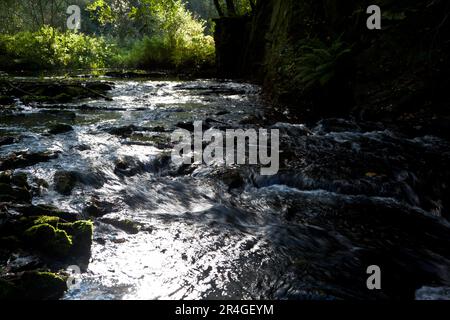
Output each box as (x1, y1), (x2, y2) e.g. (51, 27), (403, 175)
(1, 75), (450, 300)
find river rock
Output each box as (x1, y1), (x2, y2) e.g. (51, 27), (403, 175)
(0, 182), (31, 203)
(48, 124), (73, 135)
(0, 150), (60, 171)
(83, 197), (114, 217)
(24, 223), (72, 257)
(100, 217), (140, 234)
(9, 204), (79, 222)
(53, 171), (78, 195)
(0, 271), (67, 300)
(85, 82), (113, 91)
(11, 172), (29, 189)
(0, 136), (16, 146)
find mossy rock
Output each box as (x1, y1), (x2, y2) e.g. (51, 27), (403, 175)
(24, 223), (73, 257)
(59, 220), (93, 257)
(32, 204), (78, 222)
(86, 82), (113, 91)
(19, 271), (67, 300)
(33, 215), (60, 227)
(72, 220), (93, 257)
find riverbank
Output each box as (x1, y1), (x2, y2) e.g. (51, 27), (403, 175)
(214, 0), (450, 140)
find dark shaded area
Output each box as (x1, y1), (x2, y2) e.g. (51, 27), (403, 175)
(214, 0), (450, 138)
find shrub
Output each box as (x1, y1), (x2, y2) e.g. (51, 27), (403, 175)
(0, 26), (116, 70)
(117, 33), (215, 69)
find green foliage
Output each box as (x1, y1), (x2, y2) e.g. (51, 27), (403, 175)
(0, 1), (215, 71)
(86, 0), (115, 26)
(0, 26), (115, 70)
(114, 0), (215, 69)
(282, 38), (352, 91)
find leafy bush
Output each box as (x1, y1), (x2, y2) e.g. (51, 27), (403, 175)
(0, 0), (215, 71)
(114, 0), (215, 69)
(0, 26), (116, 70)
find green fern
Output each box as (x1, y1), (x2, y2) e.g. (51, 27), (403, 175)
(293, 38), (352, 91)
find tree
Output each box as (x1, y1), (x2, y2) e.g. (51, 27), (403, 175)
(212, 0), (255, 18)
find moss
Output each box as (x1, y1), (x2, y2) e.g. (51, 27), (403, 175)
(19, 271), (67, 300)
(71, 220), (94, 257)
(72, 220), (94, 239)
(33, 215), (60, 227)
(24, 223), (73, 257)
(58, 220), (94, 258)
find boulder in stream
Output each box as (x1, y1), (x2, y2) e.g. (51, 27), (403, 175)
(53, 170), (78, 195)
(48, 123), (74, 135)
(0, 150), (60, 171)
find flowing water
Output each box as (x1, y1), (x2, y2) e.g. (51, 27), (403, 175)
(1, 76), (450, 300)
